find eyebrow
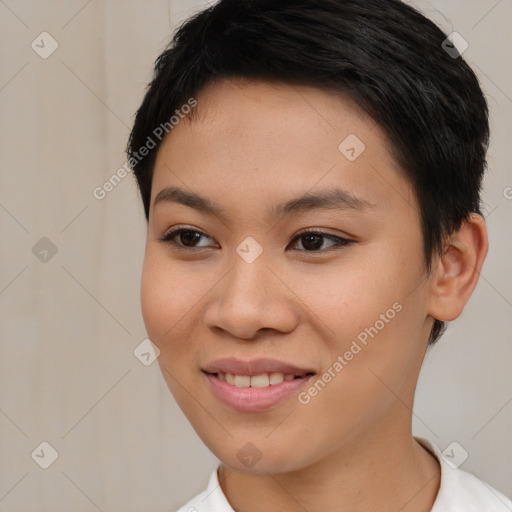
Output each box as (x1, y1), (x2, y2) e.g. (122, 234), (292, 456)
(153, 185), (374, 220)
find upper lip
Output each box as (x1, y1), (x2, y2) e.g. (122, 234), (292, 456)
(202, 357), (316, 377)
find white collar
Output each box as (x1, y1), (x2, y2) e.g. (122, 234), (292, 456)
(415, 436), (512, 511)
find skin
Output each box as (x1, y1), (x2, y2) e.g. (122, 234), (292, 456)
(140, 78), (488, 512)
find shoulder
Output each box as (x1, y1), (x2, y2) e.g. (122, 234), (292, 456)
(415, 437), (512, 512)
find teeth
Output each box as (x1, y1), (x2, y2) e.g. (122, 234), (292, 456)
(270, 372), (287, 385)
(250, 374), (269, 387)
(234, 375), (251, 387)
(216, 372), (303, 387)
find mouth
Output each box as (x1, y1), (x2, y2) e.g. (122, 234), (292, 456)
(202, 361), (316, 412)
(201, 357), (316, 411)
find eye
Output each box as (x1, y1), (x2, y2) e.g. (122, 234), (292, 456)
(288, 229), (354, 252)
(158, 226), (217, 250)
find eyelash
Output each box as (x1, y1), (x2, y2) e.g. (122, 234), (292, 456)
(158, 226), (355, 253)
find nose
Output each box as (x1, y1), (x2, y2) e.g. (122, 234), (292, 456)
(203, 250), (299, 340)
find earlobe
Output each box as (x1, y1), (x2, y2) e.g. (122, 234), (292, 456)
(427, 213), (488, 322)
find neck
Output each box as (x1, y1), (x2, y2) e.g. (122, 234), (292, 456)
(218, 415), (440, 512)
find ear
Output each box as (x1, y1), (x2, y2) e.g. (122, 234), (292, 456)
(427, 213), (488, 322)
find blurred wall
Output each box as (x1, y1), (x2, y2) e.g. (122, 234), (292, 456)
(0, 1), (510, 510)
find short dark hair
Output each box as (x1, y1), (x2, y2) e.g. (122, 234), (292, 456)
(126, 0), (490, 345)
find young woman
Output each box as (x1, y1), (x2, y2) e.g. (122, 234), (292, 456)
(126, 1), (512, 510)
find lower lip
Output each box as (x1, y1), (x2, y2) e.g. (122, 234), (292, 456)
(203, 372), (314, 412)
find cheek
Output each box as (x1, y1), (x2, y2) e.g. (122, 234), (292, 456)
(140, 250), (205, 341)
(140, 249), (226, 387)
(140, 252), (205, 406)
(297, 252), (402, 338)
(140, 254), (169, 342)
(304, 246), (425, 393)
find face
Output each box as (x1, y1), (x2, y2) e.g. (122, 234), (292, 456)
(141, 78), (435, 474)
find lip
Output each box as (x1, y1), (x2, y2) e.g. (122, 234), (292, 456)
(202, 357), (315, 376)
(204, 372), (315, 412)
(201, 358), (316, 413)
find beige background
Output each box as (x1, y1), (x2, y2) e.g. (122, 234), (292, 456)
(0, 1), (510, 510)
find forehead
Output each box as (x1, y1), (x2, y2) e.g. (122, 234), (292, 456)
(151, 78), (417, 221)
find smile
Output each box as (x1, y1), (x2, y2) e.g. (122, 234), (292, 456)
(203, 371), (315, 412)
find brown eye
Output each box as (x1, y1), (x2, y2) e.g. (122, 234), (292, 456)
(159, 227), (215, 249)
(289, 230), (354, 252)
(300, 233), (325, 251)
(176, 230), (203, 247)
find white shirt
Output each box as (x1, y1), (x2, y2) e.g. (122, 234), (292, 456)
(176, 436), (512, 511)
